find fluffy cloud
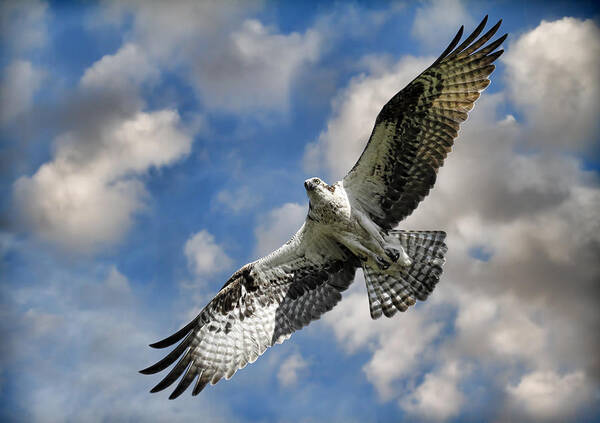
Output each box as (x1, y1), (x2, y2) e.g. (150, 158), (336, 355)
(506, 370), (595, 421)
(97, 1), (320, 115)
(322, 279), (373, 353)
(92, 2), (407, 120)
(362, 306), (442, 400)
(254, 202), (307, 257)
(324, 279), (443, 401)
(0, 60), (44, 124)
(401, 362), (466, 422)
(411, 0), (473, 49)
(98, 0), (259, 62)
(80, 43), (159, 92)
(184, 230), (232, 278)
(452, 292), (547, 363)
(12, 34), (195, 252)
(14, 109), (191, 251)
(503, 18), (600, 150)
(277, 353), (308, 387)
(190, 19), (320, 113)
(98, 2), (405, 118)
(310, 17), (599, 421)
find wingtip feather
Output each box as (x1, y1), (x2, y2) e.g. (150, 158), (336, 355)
(149, 385), (163, 394)
(139, 367), (155, 375)
(475, 15), (489, 35)
(489, 19), (502, 36)
(192, 378), (209, 396)
(148, 318), (198, 349)
(433, 25), (464, 65)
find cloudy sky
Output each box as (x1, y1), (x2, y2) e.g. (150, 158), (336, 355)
(1, 0), (599, 421)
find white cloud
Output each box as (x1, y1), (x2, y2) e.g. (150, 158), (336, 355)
(191, 19), (321, 114)
(324, 282), (443, 400)
(277, 353), (308, 387)
(503, 18), (600, 150)
(452, 292), (548, 363)
(14, 109), (192, 252)
(401, 362), (466, 422)
(362, 307), (442, 400)
(411, 0), (473, 49)
(12, 33), (197, 252)
(96, 2), (405, 119)
(80, 43), (159, 92)
(254, 202), (307, 257)
(97, 0), (260, 63)
(90, 2), (408, 121)
(0, 0), (48, 53)
(507, 370), (595, 421)
(0, 60), (44, 124)
(184, 230), (232, 278)
(322, 277), (374, 353)
(97, 1), (320, 115)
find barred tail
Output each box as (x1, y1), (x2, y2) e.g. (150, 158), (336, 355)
(364, 230), (447, 319)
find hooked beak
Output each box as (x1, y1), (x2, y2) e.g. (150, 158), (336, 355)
(304, 180), (312, 191)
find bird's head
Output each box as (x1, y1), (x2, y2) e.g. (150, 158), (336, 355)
(304, 177), (335, 202)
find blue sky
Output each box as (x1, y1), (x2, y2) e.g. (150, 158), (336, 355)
(1, 1), (599, 422)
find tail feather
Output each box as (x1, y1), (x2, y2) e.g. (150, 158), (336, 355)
(364, 230), (447, 319)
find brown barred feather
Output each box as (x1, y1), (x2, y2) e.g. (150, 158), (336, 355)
(363, 231), (447, 319)
(344, 17), (505, 229)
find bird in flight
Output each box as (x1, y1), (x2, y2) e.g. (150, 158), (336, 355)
(141, 16), (506, 399)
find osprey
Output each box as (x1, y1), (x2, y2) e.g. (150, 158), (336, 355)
(141, 16), (506, 399)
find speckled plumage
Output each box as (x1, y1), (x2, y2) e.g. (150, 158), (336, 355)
(141, 17), (505, 399)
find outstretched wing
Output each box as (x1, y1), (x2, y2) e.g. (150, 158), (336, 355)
(343, 16), (507, 230)
(140, 223), (358, 399)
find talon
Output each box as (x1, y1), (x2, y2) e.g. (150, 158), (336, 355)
(376, 256), (391, 270)
(385, 248), (399, 262)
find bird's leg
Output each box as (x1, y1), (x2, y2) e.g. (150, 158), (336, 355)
(354, 209), (386, 246)
(353, 209), (413, 267)
(353, 209), (407, 266)
(338, 232), (391, 270)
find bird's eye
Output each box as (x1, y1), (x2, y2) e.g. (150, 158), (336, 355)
(313, 179), (320, 185)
